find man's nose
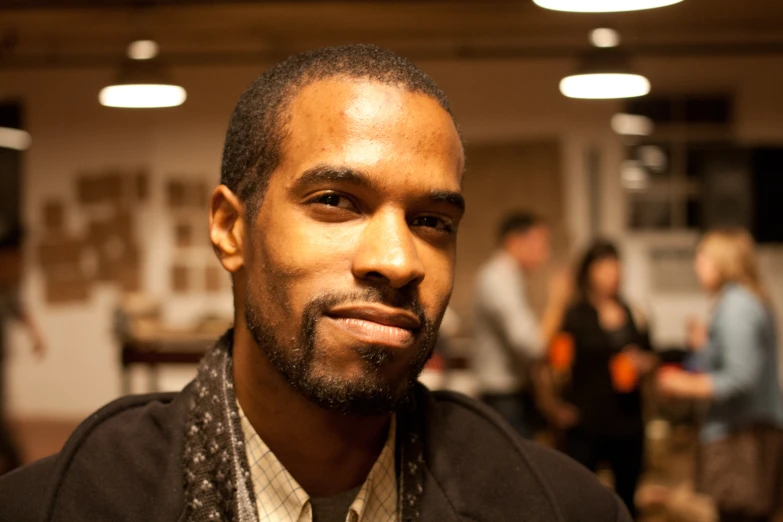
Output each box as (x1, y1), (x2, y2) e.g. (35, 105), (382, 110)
(351, 210), (425, 290)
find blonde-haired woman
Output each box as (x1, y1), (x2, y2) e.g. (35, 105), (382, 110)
(658, 228), (783, 522)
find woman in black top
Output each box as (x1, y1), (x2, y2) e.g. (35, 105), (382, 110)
(556, 240), (657, 519)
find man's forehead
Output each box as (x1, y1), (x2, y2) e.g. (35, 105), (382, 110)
(293, 76), (419, 112)
(286, 78), (459, 142)
(279, 77), (464, 179)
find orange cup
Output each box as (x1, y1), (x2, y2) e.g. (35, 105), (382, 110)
(609, 352), (638, 393)
(549, 332), (574, 371)
(658, 363), (681, 375)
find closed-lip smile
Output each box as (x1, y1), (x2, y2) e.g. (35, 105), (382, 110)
(327, 304), (421, 330)
(325, 304), (421, 346)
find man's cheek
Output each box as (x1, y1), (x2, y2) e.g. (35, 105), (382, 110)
(424, 255), (455, 298)
(296, 240), (357, 279)
(284, 221), (356, 260)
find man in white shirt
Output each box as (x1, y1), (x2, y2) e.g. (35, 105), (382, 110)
(473, 213), (567, 438)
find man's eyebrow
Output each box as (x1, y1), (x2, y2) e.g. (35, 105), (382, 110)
(293, 163), (465, 213)
(293, 165), (374, 191)
(429, 190), (466, 214)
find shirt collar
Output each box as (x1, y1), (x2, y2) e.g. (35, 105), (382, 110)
(238, 402), (398, 522)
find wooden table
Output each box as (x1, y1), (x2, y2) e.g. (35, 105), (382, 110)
(120, 331), (219, 394)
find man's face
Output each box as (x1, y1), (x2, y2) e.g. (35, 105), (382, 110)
(508, 225), (551, 271)
(242, 78), (464, 415)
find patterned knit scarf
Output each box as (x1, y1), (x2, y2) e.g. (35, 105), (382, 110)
(182, 330), (426, 522)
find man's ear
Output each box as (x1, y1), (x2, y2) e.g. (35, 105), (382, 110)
(209, 185), (246, 273)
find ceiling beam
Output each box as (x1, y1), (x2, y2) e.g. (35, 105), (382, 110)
(3, 41), (783, 69)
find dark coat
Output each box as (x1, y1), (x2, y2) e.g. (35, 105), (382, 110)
(0, 385), (631, 521)
(561, 300), (652, 437)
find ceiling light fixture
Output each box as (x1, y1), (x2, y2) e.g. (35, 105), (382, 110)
(560, 49), (650, 100)
(560, 74), (650, 99)
(99, 41), (186, 109)
(127, 39), (160, 61)
(533, 0), (684, 13)
(611, 113), (654, 135)
(0, 127), (31, 150)
(589, 28), (620, 48)
(638, 145), (667, 172)
(621, 160), (650, 191)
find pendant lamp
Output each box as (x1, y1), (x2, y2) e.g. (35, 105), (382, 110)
(560, 49), (650, 100)
(99, 41), (186, 109)
(0, 127), (31, 150)
(611, 113), (654, 136)
(533, 0), (684, 13)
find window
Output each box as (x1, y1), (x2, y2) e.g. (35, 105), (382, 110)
(623, 94), (737, 231)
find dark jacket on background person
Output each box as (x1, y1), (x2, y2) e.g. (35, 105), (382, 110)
(561, 300), (652, 437)
(558, 300), (652, 518)
(0, 382), (630, 522)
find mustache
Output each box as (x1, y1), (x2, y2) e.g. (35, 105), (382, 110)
(304, 287), (428, 328)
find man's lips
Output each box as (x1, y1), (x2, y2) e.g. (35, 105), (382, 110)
(325, 305), (421, 346)
(327, 304), (421, 330)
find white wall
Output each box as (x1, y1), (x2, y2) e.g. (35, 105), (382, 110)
(3, 54), (783, 418)
(3, 66), (248, 418)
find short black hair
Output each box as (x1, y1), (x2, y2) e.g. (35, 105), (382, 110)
(220, 44), (459, 216)
(575, 239), (620, 300)
(498, 211), (546, 242)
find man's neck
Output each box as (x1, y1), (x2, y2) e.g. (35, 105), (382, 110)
(232, 325), (391, 497)
(501, 249), (531, 274)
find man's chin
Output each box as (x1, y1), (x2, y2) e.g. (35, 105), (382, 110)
(294, 371), (417, 416)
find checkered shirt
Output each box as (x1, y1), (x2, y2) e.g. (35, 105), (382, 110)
(239, 404), (398, 522)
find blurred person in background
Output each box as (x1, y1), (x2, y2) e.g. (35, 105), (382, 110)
(472, 212), (571, 438)
(658, 228), (783, 522)
(550, 240), (657, 519)
(0, 229), (45, 475)
(0, 46), (630, 522)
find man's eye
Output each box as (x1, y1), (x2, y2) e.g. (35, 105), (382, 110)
(309, 193), (356, 211)
(411, 215), (455, 234)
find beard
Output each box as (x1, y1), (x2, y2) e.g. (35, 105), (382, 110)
(244, 286), (439, 416)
